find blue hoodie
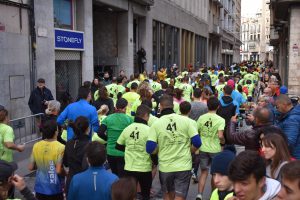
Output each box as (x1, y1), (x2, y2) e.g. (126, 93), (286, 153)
(276, 104), (300, 159)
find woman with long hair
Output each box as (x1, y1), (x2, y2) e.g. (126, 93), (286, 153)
(173, 88), (185, 104)
(93, 86), (114, 115)
(63, 116), (90, 195)
(261, 133), (291, 180)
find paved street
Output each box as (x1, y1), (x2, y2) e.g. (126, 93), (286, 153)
(14, 140), (245, 200)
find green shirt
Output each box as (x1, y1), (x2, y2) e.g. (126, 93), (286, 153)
(0, 123), (14, 162)
(102, 113), (133, 156)
(122, 92), (140, 115)
(179, 83), (193, 102)
(148, 113), (198, 172)
(197, 112), (225, 153)
(151, 82), (162, 93)
(117, 122), (152, 172)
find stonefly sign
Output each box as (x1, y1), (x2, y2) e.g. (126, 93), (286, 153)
(55, 28), (84, 51)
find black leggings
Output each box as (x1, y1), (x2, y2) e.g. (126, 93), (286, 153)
(125, 170), (152, 200)
(107, 155), (125, 177)
(35, 193), (64, 200)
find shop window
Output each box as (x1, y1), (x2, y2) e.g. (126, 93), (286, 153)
(54, 0), (74, 29)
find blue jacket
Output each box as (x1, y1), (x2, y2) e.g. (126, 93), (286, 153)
(276, 105), (300, 159)
(57, 99), (99, 140)
(68, 166), (118, 200)
(220, 90), (245, 114)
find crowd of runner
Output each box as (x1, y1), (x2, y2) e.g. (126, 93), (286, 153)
(1, 61), (300, 200)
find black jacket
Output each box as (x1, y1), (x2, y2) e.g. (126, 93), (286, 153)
(28, 87), (54, 114)
(217, 96), (236, 143)
(63, 135), (90, 193)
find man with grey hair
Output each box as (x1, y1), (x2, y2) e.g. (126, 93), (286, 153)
(275, 94), (300, 159)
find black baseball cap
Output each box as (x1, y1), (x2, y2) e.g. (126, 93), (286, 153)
(0, 160), (18, 184)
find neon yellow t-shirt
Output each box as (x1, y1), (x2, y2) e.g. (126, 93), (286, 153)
(210, 74), (218, 86)
(127, 80), (140, 89)
(117, 85), (126, 95)
(122, 92), (140, 115)
(148, 114), (158, 127)
(216, 84), (225, 99)
(0, 123), (15, 162)
(151, 82), (162, 93)
(179, 83), (193, 102)
(106, 83), (118, 99)
(92, 132), (107, 144)
(117, 122), (152, 172)
(148, 113), (198, 172)
(197, 112), (225, 153)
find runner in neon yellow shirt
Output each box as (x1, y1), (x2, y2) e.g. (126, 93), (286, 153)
(151, 76), (162, 92)
(116, 105), (152, 200)
(179, 76), (193, 102)
(146, 95), (201, 200)
(196, 96), (225, 199)
(122, 82), (140, 115)
(105, 78), (118, 99)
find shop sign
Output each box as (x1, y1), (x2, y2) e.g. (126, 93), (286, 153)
(55, 28), (84, 51)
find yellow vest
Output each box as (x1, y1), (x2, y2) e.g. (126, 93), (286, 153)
(210, 188), (234, 200)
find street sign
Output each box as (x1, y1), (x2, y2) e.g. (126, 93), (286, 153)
(54, 28), (84, 51)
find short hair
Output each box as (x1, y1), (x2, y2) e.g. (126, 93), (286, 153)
(193, 88), (202, 98)
(276, 94), (292, 105)
(86, 141), (106, 167)
(83, 81), (91, 88)
(280, 160), (300, 189)
(45, 100), (61, 115)
(160, 95), (174, 109)
(136, 105), (151, 119)
(207, 96), (219, 111)
(229, 150), (266, 183)
(42, 119), (58, 139)
(37, 78), (45, 83)
(117, 76), (124, 84)
(180, 101), (191, 115)
(153, 76), (158, 81)
(131, 82), (138, 90)
(111, 177), (137, 200)
(78, 86), (91, 99)
(246, 80), (252, 84)
(253, 107), (271, 124)
(183, 76), (189, 82)
(0, 109), (8, 122)
(223, 85), (233, 95)
(116, 98), (128, 109)
(161, 81), (168, 89)
(69, 116), (89, 138)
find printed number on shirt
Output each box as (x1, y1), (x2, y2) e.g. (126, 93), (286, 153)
(166, 122), (177, 132)
(204, 120), (212, 128)
(130, 131), (139, 140)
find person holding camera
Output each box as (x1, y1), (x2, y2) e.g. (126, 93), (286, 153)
(226, 107), (279, 151)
